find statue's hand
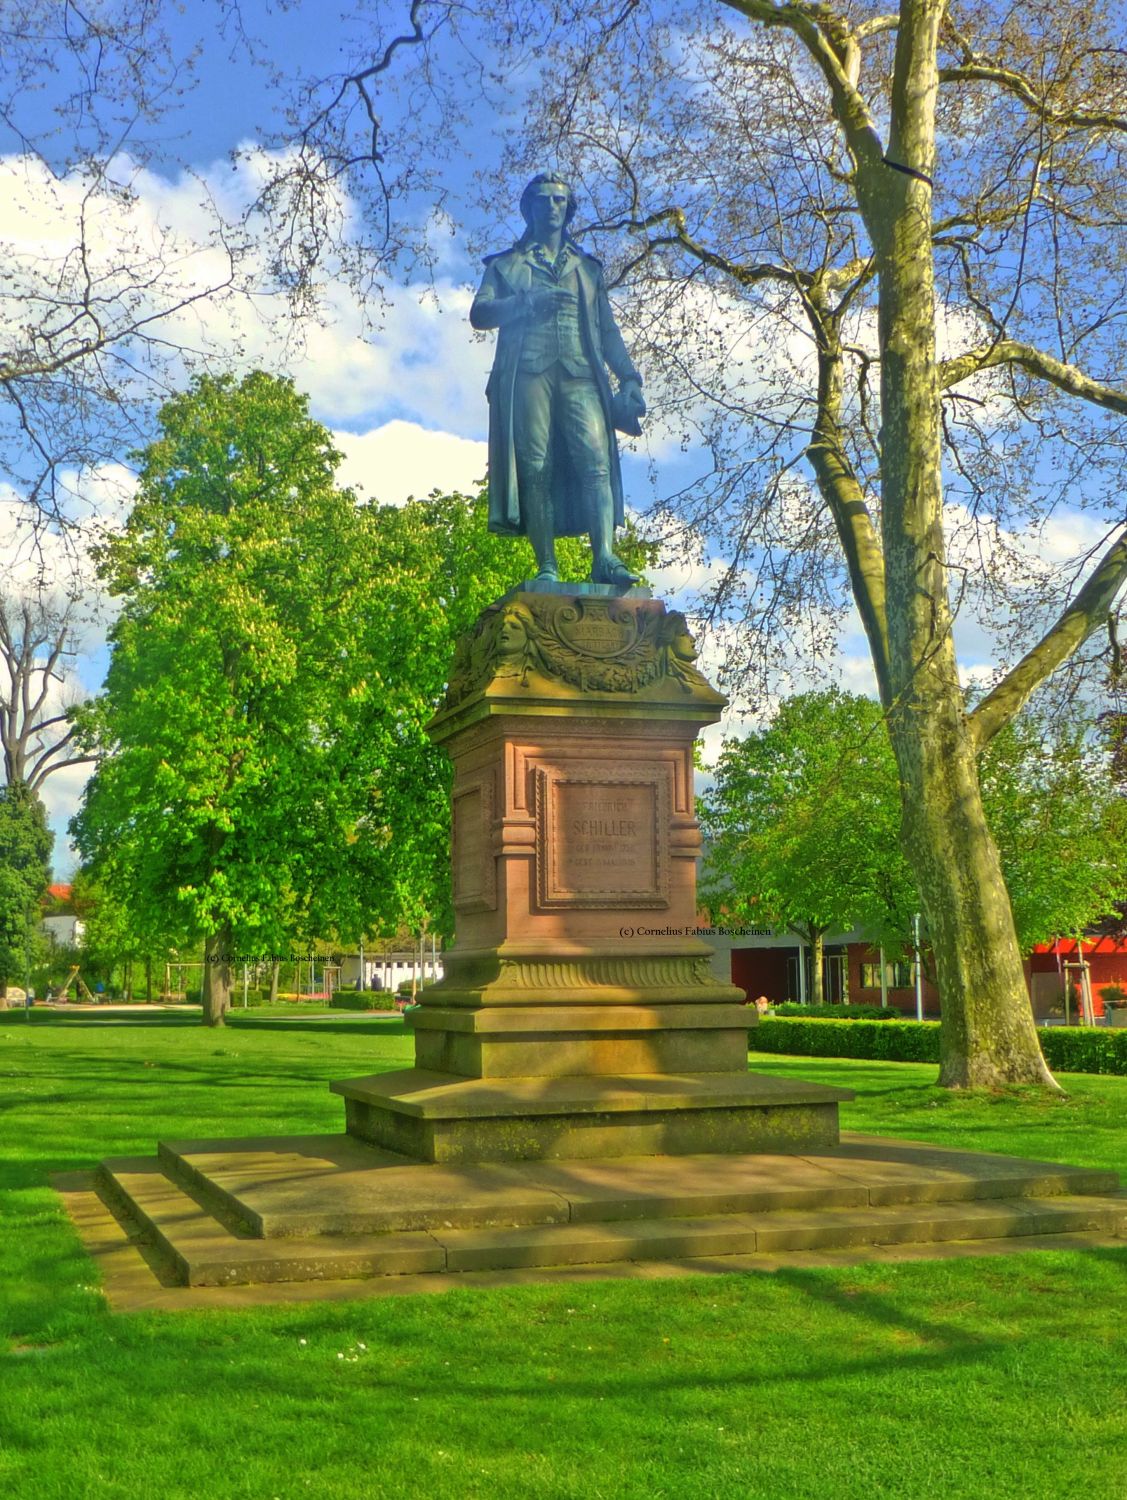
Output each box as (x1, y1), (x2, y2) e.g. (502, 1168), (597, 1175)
(620, 379), (647, 418)
(524, 286), (570, 320)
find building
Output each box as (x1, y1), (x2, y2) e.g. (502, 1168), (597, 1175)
(708, 925), (1127, 1019)
(40, 883), (85, 950)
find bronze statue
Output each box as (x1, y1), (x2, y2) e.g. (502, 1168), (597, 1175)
(470, 172), (646, 587)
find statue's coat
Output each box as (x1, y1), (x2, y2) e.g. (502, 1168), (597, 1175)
(470, 240), (640, 537)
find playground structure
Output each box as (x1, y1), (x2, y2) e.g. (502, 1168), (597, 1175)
(53, 966), (97, 1003)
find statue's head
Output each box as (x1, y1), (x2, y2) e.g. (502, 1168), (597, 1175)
(519, 172), (578, 233)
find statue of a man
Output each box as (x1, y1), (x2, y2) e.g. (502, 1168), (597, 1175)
(470, 172), (646, 587)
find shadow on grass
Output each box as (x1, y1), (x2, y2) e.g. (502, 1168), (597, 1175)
(228, 1016), (408, 1037)
(1, 1011), (202, 1029)
(0, 1011), (409, 1039)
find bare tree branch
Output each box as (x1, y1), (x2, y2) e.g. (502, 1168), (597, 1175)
(0, 593), (93, 790)
(971, 526), (1127, 748)
(939, 338), (1127, 416)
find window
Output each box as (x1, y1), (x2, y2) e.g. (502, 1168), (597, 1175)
(859, 960), (915, 990)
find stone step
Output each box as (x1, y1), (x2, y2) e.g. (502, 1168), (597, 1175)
(97, 1153), (1127, 1288)
(151, 1132), (1121, 1239)
(97, 1160), (446, 1286)
(435, 1195), (1127, 1273)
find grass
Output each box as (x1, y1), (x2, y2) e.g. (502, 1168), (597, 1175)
(2, 1009), (1125, 1500)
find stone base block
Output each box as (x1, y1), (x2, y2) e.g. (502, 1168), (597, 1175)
(409, 1003), (751, 1078)
(331, 1069), (852, 1164)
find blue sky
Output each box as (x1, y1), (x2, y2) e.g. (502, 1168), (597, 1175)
(1, 3), (1115, 872)
(1, 4), (728, 868)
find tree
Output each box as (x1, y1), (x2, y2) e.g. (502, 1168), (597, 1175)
(276, 0), (1127, 1087)
(980, 707), (1127, 950)
(702, 691), (1127, 996)
(0, 593), (92, 793)
(699, 690), (919, 999)
(0, 782), (52, 998)
(71, 371), (655, 1024)
(71, 371), (387, 1025)
(0, 2), (253, 530)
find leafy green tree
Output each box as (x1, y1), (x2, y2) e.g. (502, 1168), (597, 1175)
(699, 689), (916, 1001)
(70, 868), (171, 1001)
(72, 372), (655, 1024)
(702, 691), (1127, 1005)
(0, 783), (52, 997)
(72, 372), (387, 1025)
(978, 711), (1127, 950)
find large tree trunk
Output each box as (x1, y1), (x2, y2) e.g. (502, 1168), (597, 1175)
(202, 924), (233, 1027)
(891, 705), (1054, 1085)
(871, 0), (1055, 1088)
(269, 960), (280, 1004)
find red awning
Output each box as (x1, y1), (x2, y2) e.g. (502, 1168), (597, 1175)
(1031, 936), (1127, 957)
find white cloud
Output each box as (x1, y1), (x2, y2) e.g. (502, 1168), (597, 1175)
(0, 149), (493, 444)
(333, 421), (487, 506)
(39, 759), (95, 879)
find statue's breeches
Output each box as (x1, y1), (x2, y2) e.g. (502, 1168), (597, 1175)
(512, 368), (611, 482)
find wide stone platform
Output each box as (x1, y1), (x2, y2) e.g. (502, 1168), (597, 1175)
(332, 1069), (850, 1162)
(73, 1131), (1125, 1305)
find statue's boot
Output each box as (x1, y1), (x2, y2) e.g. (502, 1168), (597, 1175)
(587, 477), (639, 586)
(521, 472), (559, 584)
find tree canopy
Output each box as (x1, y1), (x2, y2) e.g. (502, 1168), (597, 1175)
(71, 368), (655, 1021)
(72, 371), (385, 1023)
(699, 689), (915, 1000)
(0, 782), (52, 996)
(701, 690), (1127, 1000)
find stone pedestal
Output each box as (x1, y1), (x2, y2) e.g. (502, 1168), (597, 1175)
(334, 590), (849, 1161)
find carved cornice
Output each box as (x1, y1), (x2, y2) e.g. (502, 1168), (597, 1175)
(438, 594), (726, 719)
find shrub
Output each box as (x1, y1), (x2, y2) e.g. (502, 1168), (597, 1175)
(184, 985), (272, 1006)
(329, 989), (399, 1012)
(1098, 983), (1127, 1009)
(749, 1016), (1127, 1076)
(751, 1017), (941, 1062)
(1040, 1027), (1127, 1076)
(770, 1003), (900, 1021)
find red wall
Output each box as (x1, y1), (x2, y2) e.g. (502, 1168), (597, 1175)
(728, 938), (1127, 1017)
(730, 947), (790, 1004)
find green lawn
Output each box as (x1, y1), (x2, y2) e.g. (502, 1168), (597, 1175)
(2, 1010), (1125, 1500)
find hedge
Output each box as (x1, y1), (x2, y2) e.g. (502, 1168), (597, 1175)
(328, 990), (400, 1011)
(769, 1003), (900, 1021)
(750, 1016), (1127, 1076)
(752, 1018), (941, 1063)
(1041, 1028), (1127, 1076)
